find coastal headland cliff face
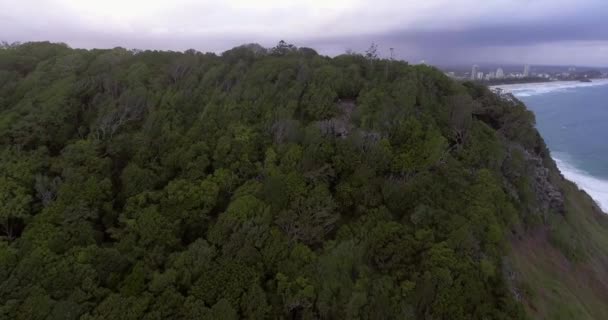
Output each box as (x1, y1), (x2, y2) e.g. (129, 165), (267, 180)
(1, 41), (607, 319)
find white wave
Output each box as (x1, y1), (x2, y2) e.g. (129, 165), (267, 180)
(553, 154), (608, 212)
(491, 79), (608, 97)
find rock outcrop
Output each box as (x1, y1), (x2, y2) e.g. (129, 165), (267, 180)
(503, 144), (565, 216)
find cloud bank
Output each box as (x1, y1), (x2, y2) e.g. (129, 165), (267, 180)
(1, 0), (607, 65)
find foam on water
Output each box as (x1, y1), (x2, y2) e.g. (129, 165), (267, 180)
(494, 80), (608, 213)
(491, 79), (608, 97)
(553, 154), (608, 212)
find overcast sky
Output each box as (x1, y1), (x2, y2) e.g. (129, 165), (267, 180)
(2, 0), (607, 66)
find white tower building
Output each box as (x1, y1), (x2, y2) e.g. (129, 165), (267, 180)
(471, 65), (479, 80)
(496, 68), (504, 79)
(523, 64), (531, 77)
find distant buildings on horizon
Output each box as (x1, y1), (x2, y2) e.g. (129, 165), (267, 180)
(445, 64), (607, 82)
(444, 64), (608, 82)
(469, 64), (534, 81)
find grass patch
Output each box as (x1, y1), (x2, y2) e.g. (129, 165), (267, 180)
(508, 179), (608, 319)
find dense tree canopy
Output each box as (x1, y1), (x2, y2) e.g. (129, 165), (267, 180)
(0, 41), (559, 319)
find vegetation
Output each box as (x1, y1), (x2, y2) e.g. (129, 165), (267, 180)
(508, 177), (608, 320)
(0, 41), (606, 319)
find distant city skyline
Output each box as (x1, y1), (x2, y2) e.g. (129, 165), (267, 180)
(443, 62), (608, 82)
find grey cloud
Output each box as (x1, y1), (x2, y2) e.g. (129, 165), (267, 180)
(301, 6), (608, 65)
(2, 0), (608, 66)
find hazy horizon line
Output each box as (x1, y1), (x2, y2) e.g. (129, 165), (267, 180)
(3, 38), (608, 69)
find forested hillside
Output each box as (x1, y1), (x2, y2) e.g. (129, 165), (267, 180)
(1, 41), (607, 319)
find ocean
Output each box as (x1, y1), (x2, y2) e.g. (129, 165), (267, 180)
(494, 80), (608, 212)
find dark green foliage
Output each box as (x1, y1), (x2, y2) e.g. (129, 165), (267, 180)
(0, 41), (551, 319)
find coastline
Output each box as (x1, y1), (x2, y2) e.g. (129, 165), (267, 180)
(494, 80), (608, 213)
(553, 155), (608, 212)
(490, 79), (608, 97)
(490, 78), (608, 87)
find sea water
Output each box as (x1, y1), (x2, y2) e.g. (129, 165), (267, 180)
(494, 80), (608, 212)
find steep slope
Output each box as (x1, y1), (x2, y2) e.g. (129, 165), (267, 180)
(509, 179), (608, 319)
(0, 41), (607, 319)
(468, 85), (608, 319)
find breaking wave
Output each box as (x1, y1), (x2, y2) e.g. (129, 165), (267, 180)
(553, 154), (608, 212)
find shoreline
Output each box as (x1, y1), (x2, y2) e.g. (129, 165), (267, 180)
(490, 78), (608, 88)
(553, 155), (608, 212)
(501, 81), (608, 213)
(490, 78), (608, 96)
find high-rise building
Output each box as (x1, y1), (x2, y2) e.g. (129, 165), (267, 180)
(477, 72), (484, 80)
(471, 65), (479, 80)
(496, 68), (504, 79)
(523, 64), (531, 77)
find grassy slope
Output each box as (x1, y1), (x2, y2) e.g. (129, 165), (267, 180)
(509, 175), (608, 319)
